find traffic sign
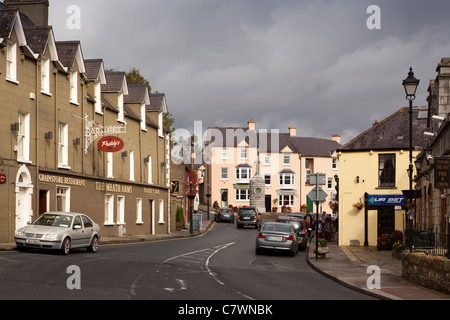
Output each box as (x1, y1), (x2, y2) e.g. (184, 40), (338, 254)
(307, 185), (328, 203)
(310, 173), (326, 186)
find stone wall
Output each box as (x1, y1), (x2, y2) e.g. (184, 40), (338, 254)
(402, 251), (450, 294)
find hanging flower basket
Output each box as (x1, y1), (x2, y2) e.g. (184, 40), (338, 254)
(352, 201), (363, 210)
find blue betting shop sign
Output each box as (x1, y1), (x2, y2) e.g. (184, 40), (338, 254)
(367, 195), (405, 206)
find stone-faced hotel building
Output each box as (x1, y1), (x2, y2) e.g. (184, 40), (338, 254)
(0, 0), (172, 243)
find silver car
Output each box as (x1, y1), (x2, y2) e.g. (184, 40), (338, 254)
(255, 222), (299, 256)
(15, 212), (101, 255)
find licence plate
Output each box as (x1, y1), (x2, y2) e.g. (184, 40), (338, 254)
(243, 217), (251, 220)
(268, 236), (283, 241)
(25, 239), (39, 244)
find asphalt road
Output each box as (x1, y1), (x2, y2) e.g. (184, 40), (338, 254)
(0, 219), (375, 301)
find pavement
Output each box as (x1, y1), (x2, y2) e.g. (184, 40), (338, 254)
(2, 207), (450, 300)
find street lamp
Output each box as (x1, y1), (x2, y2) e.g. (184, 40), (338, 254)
(406, 209), (415, 252)
(402, 67), (420, 248)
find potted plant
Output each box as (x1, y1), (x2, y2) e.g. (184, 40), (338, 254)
(301, 204), (308, 212)
(272, 198), (279, 212)
(352, 199), (364, 210)
(392, 240), (404, 259)
(315, 238), (329, 255)
(282, 205), (292, 213)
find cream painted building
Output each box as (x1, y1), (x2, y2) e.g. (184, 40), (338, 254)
(206, 121), (341, 213)
(337, 107), (428, 246)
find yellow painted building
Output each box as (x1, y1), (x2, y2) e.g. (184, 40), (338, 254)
(337, 107), (428, 246)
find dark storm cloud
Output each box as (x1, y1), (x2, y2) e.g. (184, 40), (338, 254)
(49, 0), (450, 143)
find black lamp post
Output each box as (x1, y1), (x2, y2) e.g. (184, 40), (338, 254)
(402, 67), (420, 250)
(445, 212), (450, 259)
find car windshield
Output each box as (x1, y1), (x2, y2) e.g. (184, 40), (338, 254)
(262, 224), (292, 233)
(277, 219), (301, 230)
(221, 209), (232, 213)
(32, 214), (73, 228)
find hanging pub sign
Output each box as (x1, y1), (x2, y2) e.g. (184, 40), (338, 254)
(0, 173), (6, 184)
(434, 157), (450, 189)
(97, 136), (124, 152)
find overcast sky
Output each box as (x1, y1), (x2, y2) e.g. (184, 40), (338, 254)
(49, 0), (450, 145)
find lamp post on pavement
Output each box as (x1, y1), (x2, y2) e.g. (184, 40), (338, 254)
(402, 67), (420, 248)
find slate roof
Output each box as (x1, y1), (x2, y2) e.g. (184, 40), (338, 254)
(207, 126), (341, 157)
(338, 107), (428, 152)
(125, 84), (148, 104)
(84, 59), (103, 81)
(102, 72), (127, 92)
(55, 40), (82, 69)
(147, 93), (167, 112)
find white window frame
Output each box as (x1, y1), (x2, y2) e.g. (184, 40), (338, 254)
(136, 198), (143, 224)
(106, 152), (113, 178)
(158, 112), (163, 137)
(70, 70), (78, 105)
(332, 158), (338, 170)
(328, 177), (333, 190)
(104, 194), (114, 225)
(94, 82), (102, 114)
(236, 167), (251, 180)
(147, 156), (153, 184)
(56, 186), (70, 212)
(158, 199), (165, 224)
(264, 174), (271, 186)
(221, 148), (228, 160)
(220, 168), (228, 180)
(129, 151), (135, 181)
(6, 41), (17, 82)
(280, 173), (294, 188)
(235, 189), (249, 201)
(283, 153), (291, 165)
(264, 154), (271, 165)
(140, 103), (146, 131)
(117, 196), (125, 225)
(117, 92), (124, 123)
(279, 195), (294, 207)
(58, 123), (69, 168)
(18, 113), (30, 163)
(40, 57), (51, 94)
(305, 169), (312, 185)
(240, 147), (247, 160)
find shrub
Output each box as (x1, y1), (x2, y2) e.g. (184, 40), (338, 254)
(176, 206), (184, 223)
(377, 230), (403, 251)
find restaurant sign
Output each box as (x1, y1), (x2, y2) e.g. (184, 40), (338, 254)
(434, 157), (450, 189)
(97, 136), (124, 152)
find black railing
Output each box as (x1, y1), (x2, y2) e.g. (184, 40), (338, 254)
(407, 226), (448, 257)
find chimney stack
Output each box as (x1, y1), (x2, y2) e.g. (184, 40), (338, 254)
(332, 134), (341, 144)
(248, 120), (255, 130)
(4, 0), (50, 26)
(289, 125), (296, 137)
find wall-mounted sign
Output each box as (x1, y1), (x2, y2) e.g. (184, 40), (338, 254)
(97, 136), (124, 152)
(84, 114), (126, 154)
(0, 173), (6, 184)
(367, 194), (405, 206)
(434, 157), (450, 189)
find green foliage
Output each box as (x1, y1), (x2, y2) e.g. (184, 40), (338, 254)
(176, 206), (184, 223)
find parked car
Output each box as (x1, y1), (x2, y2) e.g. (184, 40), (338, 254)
(236, 207), (262, 229)
(214, 207), (235, 223)
(255, 222), (299, 256)
(276, 216), (310, 251)
(15, 212), (101, 255)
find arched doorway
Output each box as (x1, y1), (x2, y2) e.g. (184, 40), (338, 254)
(15, 165), (34, 230)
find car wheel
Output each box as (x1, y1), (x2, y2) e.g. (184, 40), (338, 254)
(88, 235), (99, 253)
(60, 237), (71, 255)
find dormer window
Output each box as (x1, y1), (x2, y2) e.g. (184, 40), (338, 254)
(158, 112), (163, 137)
(140, 103), (146, 130)
(70, 70), (78, 104)
(40, 57), (50, 94)
(6, 41), (17, 82)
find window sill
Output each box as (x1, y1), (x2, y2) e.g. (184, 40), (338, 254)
(41, 90), (52, 97)
(57, 164), (71, 170)
(6, 77), (19, 85)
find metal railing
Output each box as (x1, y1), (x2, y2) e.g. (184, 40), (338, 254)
(407, 226), (448, 257)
